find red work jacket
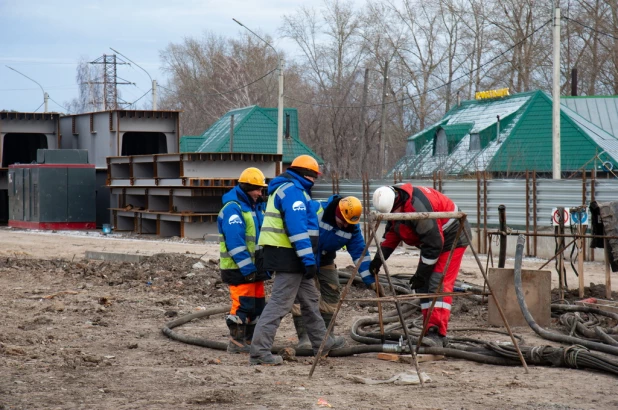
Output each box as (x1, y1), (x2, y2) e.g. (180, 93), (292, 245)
(380, 184), (462, 266)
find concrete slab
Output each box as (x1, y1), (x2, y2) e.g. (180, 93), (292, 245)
(85, 250), (149, 263)
(487, 268), (551, 327)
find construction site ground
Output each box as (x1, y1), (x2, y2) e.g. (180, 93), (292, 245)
(1, 227), (617, 409)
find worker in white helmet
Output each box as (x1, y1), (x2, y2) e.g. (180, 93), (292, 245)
(371, 184), (471, 347)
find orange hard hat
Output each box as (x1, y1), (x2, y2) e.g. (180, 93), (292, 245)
(290, 155), (321, 175)
(238, 167), (268, 187)
(338, 196), (362, 224)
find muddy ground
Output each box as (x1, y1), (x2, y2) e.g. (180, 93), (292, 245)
(0, 228), (617, 409)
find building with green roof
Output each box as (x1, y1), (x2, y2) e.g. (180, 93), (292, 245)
(389, 91), (618, 177)
(180, 106), (322, 166)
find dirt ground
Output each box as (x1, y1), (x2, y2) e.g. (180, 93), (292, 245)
(1, 227), (617, 409)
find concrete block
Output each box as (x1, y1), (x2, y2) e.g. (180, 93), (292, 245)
(487, 268), (551, 328)
(85, 251), (148, 263)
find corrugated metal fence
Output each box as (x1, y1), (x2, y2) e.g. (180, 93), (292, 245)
(313, 175), (618, 229)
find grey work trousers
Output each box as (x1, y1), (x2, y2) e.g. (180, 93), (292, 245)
(250, 272), (329, 358)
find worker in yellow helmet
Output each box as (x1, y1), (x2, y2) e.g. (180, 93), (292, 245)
(217, 167), (269, 354)
(292, 195), (380, 349)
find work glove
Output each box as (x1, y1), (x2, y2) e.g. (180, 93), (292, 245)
(369, 282), (385, 297)
(409, 262), (434, 290)
(244, 271), (257, 283)
(369, 257), (383, 276)
(304, 265), (318, 280)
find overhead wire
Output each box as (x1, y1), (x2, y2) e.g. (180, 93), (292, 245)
(284, 19), (553, 109)
(159, 67), (277, 98)
(32, 102), (44, 112)
(128, 88), (153, 108)
(48, 96), (70, 112)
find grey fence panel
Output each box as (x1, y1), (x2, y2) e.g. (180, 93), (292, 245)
(536, 179), (586, 228)
(595, 180), (618, 203)
(442, 180), (481, 226)
(486, 179), (527, 228)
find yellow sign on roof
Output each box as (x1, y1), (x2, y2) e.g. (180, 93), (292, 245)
(475, 88), (510, 100)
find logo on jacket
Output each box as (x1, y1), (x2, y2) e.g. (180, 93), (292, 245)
(228, 215), (243, 225)
(292, 201), (306, 211)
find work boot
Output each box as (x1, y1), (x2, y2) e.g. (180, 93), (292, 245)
(249, 354), (284, 366)
(422, 326), (447, 348)
(227, 323), (250, 354)
(245, 323), (256, 346)
(292, 315), (312, 350)
(321, 312), (335, 333)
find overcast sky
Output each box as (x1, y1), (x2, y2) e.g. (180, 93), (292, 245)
(0, 0), (337, 113)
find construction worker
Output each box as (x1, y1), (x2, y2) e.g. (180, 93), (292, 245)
(249, 155), (345, 365)
(218, 167), (270, 354)
(370, 184), (471, 347)
(292, 195), (381, 349)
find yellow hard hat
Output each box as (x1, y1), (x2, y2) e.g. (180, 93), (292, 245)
(291, 155), (321, 175)
(238, 167), (267, 187)
(338, 196), (362, 224)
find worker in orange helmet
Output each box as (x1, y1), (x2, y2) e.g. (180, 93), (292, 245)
(250, 155), (345, 365)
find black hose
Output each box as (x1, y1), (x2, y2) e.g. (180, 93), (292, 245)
(513, 234), (618, 356)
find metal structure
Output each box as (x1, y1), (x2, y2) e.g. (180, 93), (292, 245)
(107, 152), (282, 238)
(309, 210), (528, 380)
(90, 54), (131, 110)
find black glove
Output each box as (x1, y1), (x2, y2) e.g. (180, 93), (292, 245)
(409, 262), (434, 290)
(304, 265), (318, 280)
(369, 257), (382, 275)
(244, 271), (257, 282)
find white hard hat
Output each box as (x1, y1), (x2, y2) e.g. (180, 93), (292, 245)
(373, 186), (396, 213)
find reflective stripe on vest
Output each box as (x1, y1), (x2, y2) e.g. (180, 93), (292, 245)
(219, 202), (257, 270)
(258, 182), (311, 248)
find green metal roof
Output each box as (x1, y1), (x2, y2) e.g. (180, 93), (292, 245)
(389, 90), (618, 177)
(179, 136), (206, 152)
(193, 105), (322, 164)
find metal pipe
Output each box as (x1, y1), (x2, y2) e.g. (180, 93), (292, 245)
(525, 171), (530, 256)
(498, 205), (507, 268)
(533, 172), (538, 257)
(486, 231), (618, 240)
(370, 211), (466, 221)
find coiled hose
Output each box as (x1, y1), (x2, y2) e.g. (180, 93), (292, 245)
(513, 234), (618, 357)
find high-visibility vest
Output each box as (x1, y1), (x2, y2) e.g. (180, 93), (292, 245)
(219, 202), (258, 270)
(259, 182), (312, 248)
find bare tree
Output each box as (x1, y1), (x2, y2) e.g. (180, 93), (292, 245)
(65, 58), (104, 114)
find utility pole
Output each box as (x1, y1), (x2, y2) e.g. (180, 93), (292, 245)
(359, 68), (369, 172)
(378, 61), (389, 178)
(277, 58), (284, 156)
(152, 79), (157, 110)
(552, 6), (561, 179)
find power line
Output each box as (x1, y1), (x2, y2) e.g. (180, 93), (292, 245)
(563, 17), (618, 41)
(128, 88), (153, 108)
(48, 96), (70, 112)
(285, 19), (552, 109)
(33, 102), (44, 112)
(159, 67), (277, 98)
